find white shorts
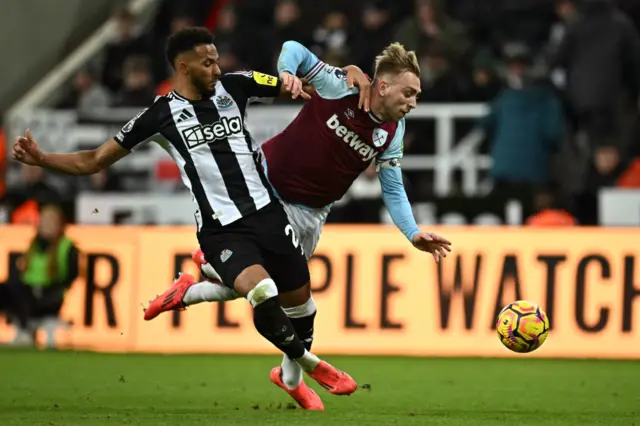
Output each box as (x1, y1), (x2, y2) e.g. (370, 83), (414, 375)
(280, 201), (331, 260)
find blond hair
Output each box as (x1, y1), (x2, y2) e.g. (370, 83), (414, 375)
(374, 42), (420, 79)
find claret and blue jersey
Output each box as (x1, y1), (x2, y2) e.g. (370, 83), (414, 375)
(260, 40), (421, 242)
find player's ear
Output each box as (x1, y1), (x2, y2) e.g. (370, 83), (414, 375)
(177, 60), (189, 75)
(175, 53), (192, 75)
(378, 79), (388, 97)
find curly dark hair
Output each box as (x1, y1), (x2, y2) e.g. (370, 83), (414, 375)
(165, 27), (215, 69)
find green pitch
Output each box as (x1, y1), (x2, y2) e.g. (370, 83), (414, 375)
(1, 350), (638, 426)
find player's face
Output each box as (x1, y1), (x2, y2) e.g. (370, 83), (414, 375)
(187, 44), (221, 98)
(381, 72), (421, 122)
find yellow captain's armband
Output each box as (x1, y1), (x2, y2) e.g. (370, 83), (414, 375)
(253, 72), (277, 87)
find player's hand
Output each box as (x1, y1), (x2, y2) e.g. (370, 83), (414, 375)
(412, 232), (452, 263)
(12, 129), (44, 166)
(279, 72), (311, 100)
(344, 65), (371, 112)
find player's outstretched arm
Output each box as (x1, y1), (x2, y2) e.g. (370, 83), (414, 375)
(377, 164), (451, 262)
(12, 129), (128, 175)
(13, 103), (159, 175)
(377, 162), (420, 242)
(376, 122), (451, 261)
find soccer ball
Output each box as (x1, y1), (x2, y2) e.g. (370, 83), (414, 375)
(496, 301), (550, 353)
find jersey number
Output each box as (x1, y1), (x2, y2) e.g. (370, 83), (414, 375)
(285, 224), (304, 256)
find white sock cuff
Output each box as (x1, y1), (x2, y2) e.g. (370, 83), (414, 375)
(282, 297), (316, 318)
(246, 278), (278, 307)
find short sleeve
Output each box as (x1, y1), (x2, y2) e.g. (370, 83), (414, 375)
(221, 71), (283, 104)
(377, 119), (406, 163)
(113, 102), (160, 151)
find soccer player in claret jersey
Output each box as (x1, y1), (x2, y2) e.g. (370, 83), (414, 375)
(144, 40), (452, 409)
(12, 27), (377, 409)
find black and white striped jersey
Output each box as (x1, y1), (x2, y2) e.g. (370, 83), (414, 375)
(113, 71), (282, 229)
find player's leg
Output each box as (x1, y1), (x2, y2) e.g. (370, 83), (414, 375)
(233, 265), (315, 365)
(261, 204), (356, 397)
(266, 282), (323, 409)
(143, 249), (237, 321)
(278, 283), (316, 389)
(267, 264), (356, 397)
(232, 265), (323, 410)
(180, 279), (238, 305)
(276, 203), (330, 389)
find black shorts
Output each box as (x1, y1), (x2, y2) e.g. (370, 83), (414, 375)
(197, 202), (310, 293)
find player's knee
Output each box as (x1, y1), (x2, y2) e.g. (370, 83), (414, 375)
(282, 296), (316, 318)
(246, 278), (279, 307)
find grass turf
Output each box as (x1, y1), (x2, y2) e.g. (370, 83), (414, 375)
(0, 350), (638, 425)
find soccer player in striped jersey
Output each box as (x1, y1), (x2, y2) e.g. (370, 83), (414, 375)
(12, 27), (375, 409)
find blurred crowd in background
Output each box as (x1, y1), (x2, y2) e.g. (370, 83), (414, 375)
(3, 0), (640, 345)
(3, 0), (640, 227)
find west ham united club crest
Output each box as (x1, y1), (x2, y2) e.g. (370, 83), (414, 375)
(372, 128), (388, 147)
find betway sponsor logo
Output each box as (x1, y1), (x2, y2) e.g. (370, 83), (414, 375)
(326, 114), (378, 162)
